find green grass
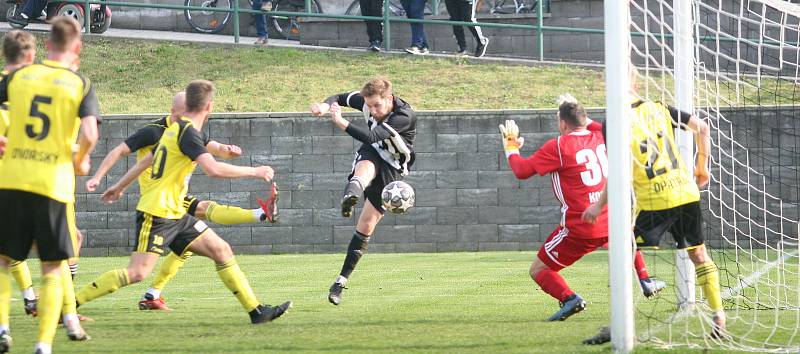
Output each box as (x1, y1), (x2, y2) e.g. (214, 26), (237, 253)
(5, 251), (772, 354)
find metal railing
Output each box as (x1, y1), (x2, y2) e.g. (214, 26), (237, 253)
(66, 0), (563, 59)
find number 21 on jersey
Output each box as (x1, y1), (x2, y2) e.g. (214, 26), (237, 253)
(576, 144), (608, 187)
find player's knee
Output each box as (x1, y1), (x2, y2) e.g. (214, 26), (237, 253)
(127, 268), (151, 283)
(687, 246), (708, 264)
(193, 201), (211, 219)
(208, 241), (234, 262)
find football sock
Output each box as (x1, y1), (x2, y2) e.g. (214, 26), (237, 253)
(9, 260), (33, 294)
(0, 266), (11, 330)
(696, 261), (723, 312)
(69, 262), (78, 280)
(149, 251), (192, 295)
(38, 272), (63, 345)
(534, 268), (574, 302)
(60, 262), (78, 316)
(76, 269), (130, 305)
(216, 258), (259, 312)
(633, 250), (650, 280)
(344, 176), (366, 197)
(205, 202), (261, 225)
(339, 232), (370, 279)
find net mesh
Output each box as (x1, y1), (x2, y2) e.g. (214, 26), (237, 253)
(627, 0), (800, 352)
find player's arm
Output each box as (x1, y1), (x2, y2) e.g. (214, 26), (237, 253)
(581, 185), (607, 224)
(329, 103), (409, 143)
(74, 81), (101, 176)
(668, 105), (711, 187)
(85, 142), (132, 192)
(205, 140), (242, 160)
(310, 91), (364, 115)
(100, 151), (152, 203)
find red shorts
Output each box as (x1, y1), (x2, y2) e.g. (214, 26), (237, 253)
(537, 227), (608, 271)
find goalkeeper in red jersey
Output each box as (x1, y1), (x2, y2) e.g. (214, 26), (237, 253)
(500, 96), (664, 322)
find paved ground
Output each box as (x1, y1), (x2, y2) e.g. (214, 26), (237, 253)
(0, 21), (603, 68)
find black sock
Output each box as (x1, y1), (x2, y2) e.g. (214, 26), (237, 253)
(339, 231), (370, 279)
(344, 176), (366, 198)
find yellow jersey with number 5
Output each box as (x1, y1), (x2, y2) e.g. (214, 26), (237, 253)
(630, 100), (700, 211)
(136, 117), (208, 219)
(0, 60), (100, 203)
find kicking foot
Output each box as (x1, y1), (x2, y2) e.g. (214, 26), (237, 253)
(0, 330), (11, 353)
(547, 294), (586, 321)
(256, 182), (279, 223)
(328, 281), (346, 305)
(249, 301), (292, 324)
(340, 193), (358, 218)
(640, 277), (667, 298)
(583, 326), (610, 345)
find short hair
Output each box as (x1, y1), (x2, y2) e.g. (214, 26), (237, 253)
(2, 30), (35, 64)
(558, 101), (587, 128)
(360, 77), (392, 98)
(185, 80), (215, 113)
(48, 16), (82, 52)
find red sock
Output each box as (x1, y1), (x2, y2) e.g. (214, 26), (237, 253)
(534, 268), (574, 302)
(634, 250), (650, 280)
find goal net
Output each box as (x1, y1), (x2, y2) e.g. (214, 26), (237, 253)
(627, 0), (800, 352)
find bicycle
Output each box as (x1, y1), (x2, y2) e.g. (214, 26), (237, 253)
(184, 0), (322, 40)
(345, 0), (446, 17)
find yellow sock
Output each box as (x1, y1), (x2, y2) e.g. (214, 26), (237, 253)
(216, 258), (259, 312)
(151, 251), (192, 290)
(206, 202), (260, 225)
(9, 260), (33, 292)
(37, 272), (63, 344)
(0, 266), (11, 329)
(76, 269), (130, 305)
(696, 261), (723, 312)
(60, 262), (77, 316)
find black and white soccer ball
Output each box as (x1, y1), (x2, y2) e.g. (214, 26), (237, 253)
(381, 181), (415, 214)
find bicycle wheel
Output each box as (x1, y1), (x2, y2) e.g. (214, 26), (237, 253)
(269, 0), (322, 40)
(184, 0), (232, 34)
(345, 0), (360, 15)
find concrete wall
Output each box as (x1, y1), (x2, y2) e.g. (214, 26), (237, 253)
(74, 107), (800, 256)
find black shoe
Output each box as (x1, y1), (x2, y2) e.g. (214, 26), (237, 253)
(0, 330), (10, 354)
(23, 298), (37, 317)
(341, 193), (359, 218)
(456, 46), (468, 57)
(583, 326), (610, 345)
(547, 294), (586, 321)
(369, 41), (382, 52)
(8, 14), (29, 27)
(249, 301), (292, 324)
(328, 281), (346, 305)
(475, 37), (489, 57)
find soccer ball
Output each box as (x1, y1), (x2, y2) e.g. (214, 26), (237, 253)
(381, 181), (415, 214)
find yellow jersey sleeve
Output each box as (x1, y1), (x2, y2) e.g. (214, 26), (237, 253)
(0, 61), (100, 203)
(136, 117), (208, 219)
(629, 101), (700, 210)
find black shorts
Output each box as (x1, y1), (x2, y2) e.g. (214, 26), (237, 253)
(0, 189), (77, 262)
(349, 144), (403, 213)
(183, 195), (201, 216)
(134, 212), (209, 255)
(634, 201), (704, 249)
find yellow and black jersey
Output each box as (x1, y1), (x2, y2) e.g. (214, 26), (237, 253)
(0, 59), (100, 203)
(124, 116), (210, 192)
(136, 116), (208, 219)
(629, 100), (700, 211)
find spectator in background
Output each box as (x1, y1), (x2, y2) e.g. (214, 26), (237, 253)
(444, 0), (489, 57)
(401, 0), (429, 54)
(252, 0), (271, 45)
(360, 0), (384, 51)
(8, 0), (48, 28)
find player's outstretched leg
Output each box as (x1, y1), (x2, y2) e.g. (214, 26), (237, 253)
(531, 244), (586, 321)
(341, 160), (376, 218)
(187, 228), (292, 324)
(9, 260), (37, 316)
(138, 251), (193, 311)
(76, 253), (158, 306)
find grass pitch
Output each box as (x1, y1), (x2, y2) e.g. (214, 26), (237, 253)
(5, 251), (741, 353)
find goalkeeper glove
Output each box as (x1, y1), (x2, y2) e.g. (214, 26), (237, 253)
(498, 120), (524, 156)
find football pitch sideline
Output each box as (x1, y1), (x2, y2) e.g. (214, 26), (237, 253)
(8, 252), (731, 353)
